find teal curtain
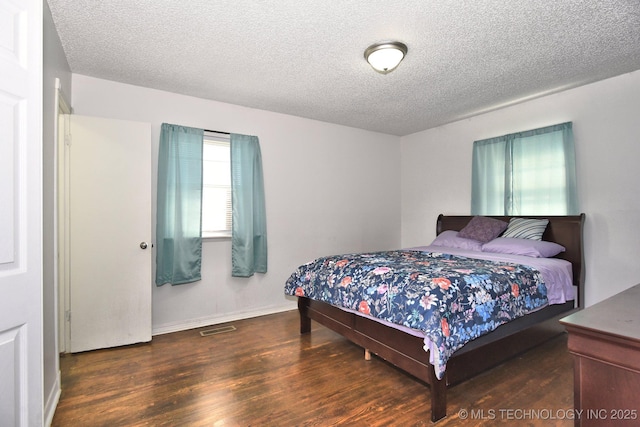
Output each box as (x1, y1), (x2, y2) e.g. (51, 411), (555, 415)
(156, 123), (204, 285)
(230, 134), (267, 277)
(471, 122), (578, 215)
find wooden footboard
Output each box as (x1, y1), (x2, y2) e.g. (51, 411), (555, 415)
(298, 296), (576, 422)
(298, 297), (448, 421)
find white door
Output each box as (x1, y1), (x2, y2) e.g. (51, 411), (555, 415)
(67, 115), (152, 353)
(0, 0), (44, 425)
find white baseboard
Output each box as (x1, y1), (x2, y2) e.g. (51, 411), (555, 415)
(44, 371), (61, 427)
(152, 302), (297, 336)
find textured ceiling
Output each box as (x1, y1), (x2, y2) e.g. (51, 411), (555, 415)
(48, 0), (640, 136)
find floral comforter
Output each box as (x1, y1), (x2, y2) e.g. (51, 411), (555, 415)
(284, 250), (548, 379)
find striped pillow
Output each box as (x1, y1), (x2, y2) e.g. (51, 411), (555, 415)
(501, 218), (549, 241)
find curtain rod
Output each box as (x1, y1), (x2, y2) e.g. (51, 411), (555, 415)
(204, 128), (230, 135)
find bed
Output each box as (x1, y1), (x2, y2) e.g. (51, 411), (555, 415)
(285, 214), (585, 422)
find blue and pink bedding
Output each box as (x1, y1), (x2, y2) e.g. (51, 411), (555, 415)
(284, 247), (574, 379)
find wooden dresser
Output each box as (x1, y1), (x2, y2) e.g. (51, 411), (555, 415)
(560, 284), (640, 427)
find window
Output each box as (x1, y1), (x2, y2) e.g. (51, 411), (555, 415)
(471, 122), (578, 215)
(202, 133), (231, 238)
(157, 124), (267, 284)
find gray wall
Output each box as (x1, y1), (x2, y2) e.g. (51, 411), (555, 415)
(43, 0), (72, 421)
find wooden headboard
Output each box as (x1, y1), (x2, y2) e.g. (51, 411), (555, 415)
(436, 214), (586, 308)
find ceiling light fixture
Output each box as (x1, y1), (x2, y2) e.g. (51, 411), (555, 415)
(364, 41), (408, 74)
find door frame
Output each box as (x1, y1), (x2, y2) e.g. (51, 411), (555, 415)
(54, 78), (71, 353)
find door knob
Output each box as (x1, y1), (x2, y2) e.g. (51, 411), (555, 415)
(140, 242), (148, 249)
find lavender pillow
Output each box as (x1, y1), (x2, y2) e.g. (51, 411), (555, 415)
(457, 216), (508, 243)
(482, 237), (565, 258)
(430, 230), (483, 251)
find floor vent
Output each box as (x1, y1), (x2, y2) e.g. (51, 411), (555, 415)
(199, 325), (236, 337)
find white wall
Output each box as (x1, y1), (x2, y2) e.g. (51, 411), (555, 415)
(70, 68), (640, 330)
(401, 70), (640, 307)
(71, 75), (401, 333)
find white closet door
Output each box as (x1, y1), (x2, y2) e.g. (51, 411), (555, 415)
(0, 0), (43, 424)
(68, 115), (152, 352)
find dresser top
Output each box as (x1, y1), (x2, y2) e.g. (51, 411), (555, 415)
(560, 283), (640, 342)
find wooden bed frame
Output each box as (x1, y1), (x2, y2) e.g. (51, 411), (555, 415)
(296, 214), (585, 422)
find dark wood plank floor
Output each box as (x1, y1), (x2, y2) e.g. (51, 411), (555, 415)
(52, 310), (574, 426)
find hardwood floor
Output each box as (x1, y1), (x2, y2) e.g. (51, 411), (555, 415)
(52, 310), (574, 426)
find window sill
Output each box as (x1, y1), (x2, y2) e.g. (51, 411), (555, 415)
(202, 232), (231, 242)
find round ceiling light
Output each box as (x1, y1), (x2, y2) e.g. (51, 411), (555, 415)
(364, 41), (408, 74)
